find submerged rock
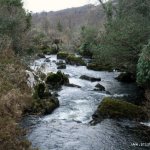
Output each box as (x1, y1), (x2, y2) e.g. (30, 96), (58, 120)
(94, 83), (105, 91)
(56, 60), (66, 69)
(80, 75), (101, 82)
(57, 64), (66, 69)
(115, 72), (135, 83)
(65, 83), (81, 88)
(44, 58), (51, 62)
(92, 97), (148, 123)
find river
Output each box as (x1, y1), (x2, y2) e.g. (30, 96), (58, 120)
(22, 55), (149, 150)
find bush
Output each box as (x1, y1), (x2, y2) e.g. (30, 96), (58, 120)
(137, 41), (150, 87)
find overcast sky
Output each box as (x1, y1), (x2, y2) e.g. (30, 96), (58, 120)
(23, 0), (98, 13)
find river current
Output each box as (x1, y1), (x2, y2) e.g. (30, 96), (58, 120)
(22, 55), (149, 150)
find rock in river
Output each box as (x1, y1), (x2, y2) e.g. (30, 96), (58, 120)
(92, 97), (148, 124)
(80, 75), (101, 82)
(94, 83), (105, 91)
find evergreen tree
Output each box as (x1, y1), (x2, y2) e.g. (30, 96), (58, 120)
(57, 21), (63, 32)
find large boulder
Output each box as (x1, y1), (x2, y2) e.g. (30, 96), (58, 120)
(92, 97), (148, 123)
(25, 82), (59, 115)
(45, 71), (69, 89)
(115, 72), (135, 83)
(80, 75), (101, 82)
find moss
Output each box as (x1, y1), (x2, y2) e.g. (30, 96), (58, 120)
(66, 54), (86, 66)
(87, 63), (112, 71)
(57, 51), (69, 59)
(94, 97), (148, 122)
(26, 97), (59, 115)
(45, 71), (69, 89)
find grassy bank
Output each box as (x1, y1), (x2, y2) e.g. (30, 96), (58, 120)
(0, 50), (35, 150)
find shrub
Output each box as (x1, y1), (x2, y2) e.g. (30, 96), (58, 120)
(137, 41), (150, 88)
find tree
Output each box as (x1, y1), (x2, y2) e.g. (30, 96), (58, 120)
(94, 0), (150, 71)
(79, 26), (98, 58)
(57, 20), (63, 32)
(0, 0), (31, 54)
(137, 41), (150, 87)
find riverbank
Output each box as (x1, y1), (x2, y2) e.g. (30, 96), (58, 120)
(0, 50), (35, 150)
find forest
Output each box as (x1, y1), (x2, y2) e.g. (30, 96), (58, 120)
(0, 0), (150, 149)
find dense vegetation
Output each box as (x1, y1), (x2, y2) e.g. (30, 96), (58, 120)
(0, 0), (35, 149)
(94, 0), (150, 82)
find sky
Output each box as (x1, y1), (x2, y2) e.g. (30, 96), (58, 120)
(23, 0), (98, 13)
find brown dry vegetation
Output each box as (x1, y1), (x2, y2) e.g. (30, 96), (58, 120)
(0, 49), (35, 150)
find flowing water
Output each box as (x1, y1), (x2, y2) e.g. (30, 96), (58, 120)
(23, 55), (150, 150)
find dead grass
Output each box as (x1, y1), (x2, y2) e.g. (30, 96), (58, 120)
(0, 49), (35, 150)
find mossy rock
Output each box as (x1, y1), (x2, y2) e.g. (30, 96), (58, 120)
(57, 51), (69, 59)
(45, 71), (69, 89)
(37, 53), (46, 58)
(87, 63), (112, 71)
(66, 54), (86, 66)
(93, 97), (148, 123)
(26, 97), (59, 115)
